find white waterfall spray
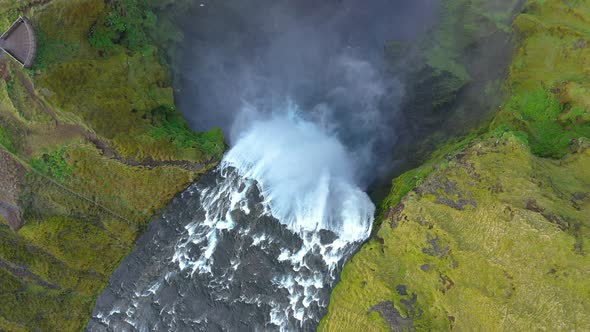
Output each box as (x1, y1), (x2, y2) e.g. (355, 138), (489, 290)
(224, 104), (374, 241)
(173, 103), (374, 329)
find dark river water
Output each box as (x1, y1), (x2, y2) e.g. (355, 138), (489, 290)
(86, 1), (442, 331)
(86, 159), (373, 331)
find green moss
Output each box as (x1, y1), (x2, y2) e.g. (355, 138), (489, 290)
(149, 105), (226, 159)
(492, 0), (590, 157)
(499, 86), (590, 158)
(0, 127), (15, 153)
(89, 0), (157, 53)
(37, 47), (223, 162)
(30, 147), (73, 182)
(18, 216), (129, 274)
(34, 29), (81, 71)
(323, 136), (590, 331)
(325, 1), (590, 330)
(64, 144), (198, 222)
(0, 223), (105, 295)
(0, 1), (223, 330)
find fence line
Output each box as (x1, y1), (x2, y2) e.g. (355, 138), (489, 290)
(0, 144), (139, 227)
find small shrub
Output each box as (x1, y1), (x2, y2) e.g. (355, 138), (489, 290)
(149, 106), (225, 159)
(30, 147), (73, 181)
(89, 0), (157, 54)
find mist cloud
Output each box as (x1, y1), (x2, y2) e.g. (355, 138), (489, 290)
(174, 0), (438, 185)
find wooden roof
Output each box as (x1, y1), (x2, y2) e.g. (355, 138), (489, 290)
(0, 17), (37, 68)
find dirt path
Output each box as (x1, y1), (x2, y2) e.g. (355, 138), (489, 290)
(0, 149), (27, 230)
(0, 257), (60, 290)
(0, 143), (141, 227)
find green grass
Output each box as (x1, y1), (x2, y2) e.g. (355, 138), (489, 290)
(150, 106), (225, 159)
(492, 0), (590, 157)
(322, 134), (590, 331)
(32, 0), (225, 163)
(18, 216), (129, 274)
(0, 1), (224, 330)
(323, 0), (590, 330)
(30, 147), (73, 182)
(0, 222), (102, 330)
(505, 87), (567, 157)
(0, 127), (15, 153)
(89, 0), (157, 53)
(34, 29), (81, 71)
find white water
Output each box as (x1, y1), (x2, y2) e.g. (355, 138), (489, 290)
(173, 104), (375, 328)
(89, 104), (375, 331)
(224, 105), (374, 242)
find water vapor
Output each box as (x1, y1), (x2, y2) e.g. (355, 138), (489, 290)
(175, 0), (438, 185)
(87, 2), (443, 330)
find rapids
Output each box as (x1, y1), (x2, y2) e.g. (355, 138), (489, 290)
(86, 0), (441, 330)
(86, 107), (374, 331)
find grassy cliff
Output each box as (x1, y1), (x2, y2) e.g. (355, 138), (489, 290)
(0, 0), (223, 331)
(322, 0), (590, 330)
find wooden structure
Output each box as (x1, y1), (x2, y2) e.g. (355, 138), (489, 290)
(0, 17), (37, 68)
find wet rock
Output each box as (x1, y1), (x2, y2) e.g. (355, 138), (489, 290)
(88, 166), (359, 331)
(439, 274), (455, 293)
(422, 237), (450, 258)
(573, 38), (587, 50)
(490, 182), (504, 193)
(435, 197), (477, 210)
(400, 293), (420, 316)
(0, 150), (26, 231)
(572, 192), (588, 201)
(387, 203), (406, 228)
(319, 229), (338, 244)
(0, 201), (23, 231)
(368, 301), (414, 332)
(541, 212), (569, 231)
(525, 199), (544, 213)
(396, 284), (408, 296)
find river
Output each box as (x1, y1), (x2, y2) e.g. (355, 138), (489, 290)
(86, 1), (439, 331)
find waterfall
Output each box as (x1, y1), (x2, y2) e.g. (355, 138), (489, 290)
(87, 105), (373, 331)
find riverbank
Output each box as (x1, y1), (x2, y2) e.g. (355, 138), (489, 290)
(0, 1), (224, 330)
(322, 0), (590, 330)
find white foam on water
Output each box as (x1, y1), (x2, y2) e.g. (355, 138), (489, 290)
(168, 103), (375, 330)
(91, 105), (374, 331)
(224, 104), (374, 243)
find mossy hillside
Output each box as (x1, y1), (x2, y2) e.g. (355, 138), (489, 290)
(323, 0), (590, 330)
(322, 134), (590, 331)
(493, 0), (590, 158)
(413, 0), (521, 110)
(0, 127), (201, 330)
(30, 0), (224, 162)
(0, 0), (223, 331)
(383, 0), (523, 187)
(0, 222), (109, 331)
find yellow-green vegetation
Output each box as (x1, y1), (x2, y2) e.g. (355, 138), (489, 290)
(33, 0), (224, 161)
(0, 0), (224, 331)
(322, 0), (590, 331)
(493, 1), (590, 158)
(324, 135), (590, 331)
